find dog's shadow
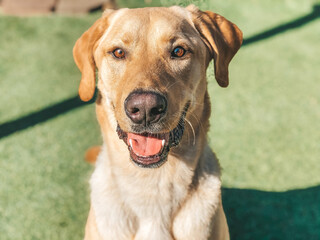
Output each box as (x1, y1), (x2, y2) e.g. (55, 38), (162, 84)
(222, 186), (320, 240)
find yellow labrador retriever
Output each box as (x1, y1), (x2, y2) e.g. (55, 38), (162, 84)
(73, 5), (242, 240)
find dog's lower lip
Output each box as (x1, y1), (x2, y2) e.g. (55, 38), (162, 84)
(129, 147), (168, 167)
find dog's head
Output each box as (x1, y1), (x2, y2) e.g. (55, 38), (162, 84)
(73, 6), (242, 168)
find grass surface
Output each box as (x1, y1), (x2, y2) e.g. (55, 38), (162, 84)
(1, 0), (320, 239)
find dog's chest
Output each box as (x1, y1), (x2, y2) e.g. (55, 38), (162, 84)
(120, 176), (179, 239)
(91, 155), (192, 239)
(117, 161), (190, 217)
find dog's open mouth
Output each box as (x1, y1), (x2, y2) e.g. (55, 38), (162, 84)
(117, 104), (189, 168)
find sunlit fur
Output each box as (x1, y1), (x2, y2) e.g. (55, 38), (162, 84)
(73, 5), (242, 240)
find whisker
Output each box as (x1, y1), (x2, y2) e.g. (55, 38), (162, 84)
(189, 112), (206, 139)
(185, 118), (196, 146)
(166, 80), (180, 91)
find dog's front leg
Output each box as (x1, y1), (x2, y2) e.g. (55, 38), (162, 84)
(134, 219), (174, 240)
(172, 178), (221, 240)
(172, 150), (228, 240)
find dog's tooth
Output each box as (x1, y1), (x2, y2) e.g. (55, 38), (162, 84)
(162, 139), (165, 147)
(129, 139), (133, 148)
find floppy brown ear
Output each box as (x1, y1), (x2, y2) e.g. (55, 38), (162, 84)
(73, 12), (112, 101)
(187, 5), (243, 87)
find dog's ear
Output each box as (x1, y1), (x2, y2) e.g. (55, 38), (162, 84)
(187, 5), (243, 87)
(73, 10), (113, 101)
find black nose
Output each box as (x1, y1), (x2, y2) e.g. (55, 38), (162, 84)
(125, 91), (167, 126)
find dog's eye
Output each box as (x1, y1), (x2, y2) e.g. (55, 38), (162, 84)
(171, 47), (186, 58)
(112, 48), (126, 59)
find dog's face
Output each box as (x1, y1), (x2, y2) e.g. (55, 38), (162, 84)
(73, 6), (242, 168)
(95, 7), (207, 131)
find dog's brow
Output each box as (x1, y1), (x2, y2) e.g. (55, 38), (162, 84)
(167, 33), (194, 42)
(119, 33), (135, 45)
(97, 9), (127, 49)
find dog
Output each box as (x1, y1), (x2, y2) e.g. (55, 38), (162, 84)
(73, 5), (242, 240)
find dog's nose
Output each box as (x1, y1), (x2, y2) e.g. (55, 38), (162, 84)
(125, 92), (167, 125)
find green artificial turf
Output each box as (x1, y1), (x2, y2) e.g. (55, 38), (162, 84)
(0, 0), (319, 239)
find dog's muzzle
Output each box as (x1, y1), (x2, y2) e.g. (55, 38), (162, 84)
(116, 104), (189, 168)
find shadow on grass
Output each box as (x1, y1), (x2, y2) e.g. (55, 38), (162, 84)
(0, 95), (95, 139)
(243, 4), (320, 46)
(223, 186), (320, 240)
(0, 4), (319, 139)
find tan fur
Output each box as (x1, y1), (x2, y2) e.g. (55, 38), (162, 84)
(85, 146), (101, 164)
(73, 5), (242, 240)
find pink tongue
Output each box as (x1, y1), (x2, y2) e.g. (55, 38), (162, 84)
(127, 133), (163, 156)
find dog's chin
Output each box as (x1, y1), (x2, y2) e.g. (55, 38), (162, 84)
(116, 104), (189, 168)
